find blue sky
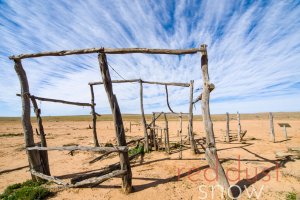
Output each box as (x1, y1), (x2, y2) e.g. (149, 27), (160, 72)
(0, 0), (300, 116)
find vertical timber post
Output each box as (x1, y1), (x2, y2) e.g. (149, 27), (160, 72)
(226, 112), (230, 142)
(14, 59), (47, 181)
(164, 113), (170, 154)
(237, 112), (241, 142)
(30, 96), (50, 175)
(98, 53), (132, 193)
(139, 80), (149, 152)
(283, 125), (288, 140)
(90, 85), (100, 147)
(269, 112), (275, 142)
(179, 112), (183, 159)
(188, 80), (197, 153)
(199, 45), (231, 196)
(152, 113), (158, 150)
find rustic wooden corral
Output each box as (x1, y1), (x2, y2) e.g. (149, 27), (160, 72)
(89, 79), (190, 87)
(98, 53), (132, 193)
(139, 80), (150, 152)
(27, 145), (127, 152)
(199, 45), (231, 196)
(237, 112), (241, 142)
(225, 112), (230, 142)
(269, 112), (275, 142)
(14, 59), (49, 181)
(89, 85), (100, 147)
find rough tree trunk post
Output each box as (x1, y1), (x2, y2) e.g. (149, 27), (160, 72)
(199, 45), (231, 196)
(14, 59), (48, 181)
(226, 112), (230, 142)
(139, 80), (149, 152)
(188, 80), (197, 153)
(164, 113), (170, 154)
(269, 112), (275, 142)
(98, 53), (132, 193)
(237, 112), (241, 142)
(30, 96), (50, 175)
(89, 85), (100, 147)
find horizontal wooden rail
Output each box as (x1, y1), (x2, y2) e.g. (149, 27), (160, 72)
(17, 94), (92, 107)
(31, 170), (67, 186)
(27, 145), (128, 153)
(153, 112), (190, 116)
(9, 47), (205, 60)
(89, 79), (190, 87)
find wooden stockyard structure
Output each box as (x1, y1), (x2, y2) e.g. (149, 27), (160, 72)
(10, 44), (232, 194)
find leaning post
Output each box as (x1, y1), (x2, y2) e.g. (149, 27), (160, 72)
(98, 53), (132, 193)
(89, 85), (100, 147)
(139, 80), (149, 152)
(199, 45), (231, 196)
(14, 59), (48, 181)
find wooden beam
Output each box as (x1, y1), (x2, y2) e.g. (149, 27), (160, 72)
(14, 59), (45, 181)
(10, 47), (205, 60)
(199, 45), (231, 196)
(147, 112), (163, 129)
(89, 85), (100, 147)
(98, 53), (132, 193)
(163, 113), (170, 154)
(89, 79), (190, 87)
(16, 94), (92, 107)
(269, 112), (275, 142)
(30, 170), (66, 186)
(140, 80), (149, 152)
(27, 145), (127, 153)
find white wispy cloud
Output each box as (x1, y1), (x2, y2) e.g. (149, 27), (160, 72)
(0, 0), (299, 116)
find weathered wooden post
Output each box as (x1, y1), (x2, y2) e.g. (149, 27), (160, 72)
(129, 122), (132, 133)
(152, 113), (158, 150)
(188, 80), (197, 153)
(98, 53), (132, 193)
(14, 59), (49, 181)
(199, 45), (231, 196)
(179, 112), (183, 159)
(30, 96), (50, 175)
(89, 85), (100, 147)
(237, 112), (241, 142)
(225, 112), (230, 142)
(164, 113), (170, 154)
(139, 80), (149, 152)
(283, 125), (288, 140)
(269, 112), (275, 142)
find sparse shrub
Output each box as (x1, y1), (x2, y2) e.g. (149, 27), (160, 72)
(128, 144), (144, 157)
(0, 180), (51, 200)
(0, 133), (23, 137)
(104, 143), (114, 147)
(286, 192), (296, 200)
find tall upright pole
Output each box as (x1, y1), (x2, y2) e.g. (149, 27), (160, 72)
(90, 85), (100, 147)
(199, 45), (231, 195)
(188, 80), (197, 153)
(98, 53), (132, 193)
(225, 112), (230, 142)
(269, 112), (275, 142)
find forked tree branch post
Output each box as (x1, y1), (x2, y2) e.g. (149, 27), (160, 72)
(199, 45), (231, 196)
(89, 85), (100, 147)
(14, 59), (50, 181)
(269, 112), (275, 142)
(98, 53), (132, 193)
(29, 96), (50, 175)
(139, 80), (149, 152)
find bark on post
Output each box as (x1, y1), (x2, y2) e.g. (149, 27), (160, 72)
(139, 80), (149, 152)
(14, 59), (47, 181)
(152, 113), (158, 150)
(98, 53), (132, 193)
(237, 112), (241, 142)
(164, 113), (170, 154)
(269, 112), (275, 142)
(199, 45), (231, 196)
(225, 112), (230, 142)
(90, 85), (100, 147)
(30, 96), (50, 175)
(179, 112), (183, 159)
(188, 80), (197, 153)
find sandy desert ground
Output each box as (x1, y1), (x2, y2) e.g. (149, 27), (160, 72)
(0, 113), (299, 199)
